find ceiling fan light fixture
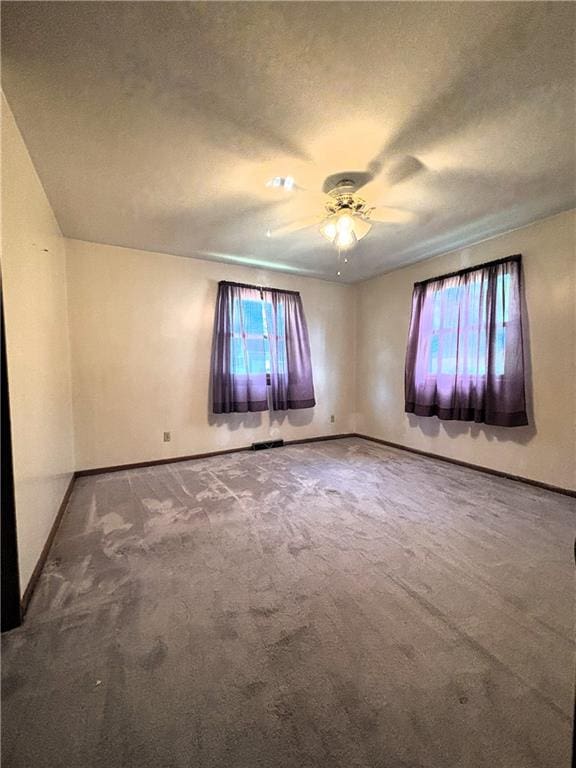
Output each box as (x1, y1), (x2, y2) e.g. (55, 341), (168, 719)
(334, 227), (356, 250)
(320, 210), (371, 250)
(320, 219), (337, 242)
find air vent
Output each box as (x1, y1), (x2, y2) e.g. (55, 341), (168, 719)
(252, 439), (284, 451)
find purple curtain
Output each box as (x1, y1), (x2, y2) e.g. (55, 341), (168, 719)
(264, 289), (316, 410)
(211, 283), (268, 413)
(405, 255), (528, 426)
(211, 282), (315, 414)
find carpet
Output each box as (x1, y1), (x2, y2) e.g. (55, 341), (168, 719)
(2, 437), (574, 767)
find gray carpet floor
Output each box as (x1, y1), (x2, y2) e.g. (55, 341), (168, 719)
(2, 437), (574, 768)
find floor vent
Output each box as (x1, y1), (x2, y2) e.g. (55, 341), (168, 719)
(252, 439), (284, 451)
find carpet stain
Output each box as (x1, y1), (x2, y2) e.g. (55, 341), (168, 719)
(139, 637), (168, 670)
(250, 605), (281, 618)
(238, 680), (267, 699)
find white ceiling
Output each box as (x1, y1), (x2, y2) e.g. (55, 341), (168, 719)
(2, 2), (575, 283)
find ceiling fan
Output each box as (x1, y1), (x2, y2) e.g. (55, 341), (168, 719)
(266, 170), (416, 251)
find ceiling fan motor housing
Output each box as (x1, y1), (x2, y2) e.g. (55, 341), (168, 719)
(325, 191), (372, 221)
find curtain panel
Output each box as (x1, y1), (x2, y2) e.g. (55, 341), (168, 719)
(211, 281), (315, 414)
(404, 255), (528, 427)
(211, 283), (268, 413)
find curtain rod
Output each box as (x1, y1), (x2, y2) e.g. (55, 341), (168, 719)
(219, 280), (300, 296)
(413, 254), (521, 287)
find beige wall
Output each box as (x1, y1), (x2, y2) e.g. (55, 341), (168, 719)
(66, 239), (357, 470)
(356, 210), (576, 491)
(1, 95), (75, 591)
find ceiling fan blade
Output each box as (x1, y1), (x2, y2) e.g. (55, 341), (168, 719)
(363, 154), (426, 194)
(269, 216), (323, 238)
(355, 174), (390, 204)
(387, 156), (426, 186)
(370, 207), (415, 224)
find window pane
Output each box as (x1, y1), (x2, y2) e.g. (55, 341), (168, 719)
(245, 338), (265, 374)
(242, 299), (266, 336)
(276, 304), (285, 337)
(276, 338), (287, 374)
(495, 274), (511, 325)
(230, 336), (268, 375)
(230, 298), (268, 374)
(477, 327), (487, 376)
(231, 299), (243, 335)
(263, 301), (287, 373)
(426, 274), (509, 378)
(231, 336), (246, 374)
(429, 333), (439, 374)
(432, 292), (442, 330)
(466, 279), (483, 326)
(495, 327), (506, 375)
(440, 331), (457, 375)
(466, 326), (488, 376)
(229, 298), (290, 376)
(443, 285), (460, 328)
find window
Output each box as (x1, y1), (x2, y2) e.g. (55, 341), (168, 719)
(428, 274), (510, 377)
(212, 281), (315, 413)
(230, 298), (286, 377)
(405, 256), (528, 427)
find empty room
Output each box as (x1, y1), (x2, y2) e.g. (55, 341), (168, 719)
(1, 2), (575, 767)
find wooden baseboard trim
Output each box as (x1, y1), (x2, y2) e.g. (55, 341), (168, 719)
(75, 433), (355, 478)
(354, 433), (576, 498)
(76, 447), (251, 477)
(20, 473), (76, 617)
(284, 433), (355, 448)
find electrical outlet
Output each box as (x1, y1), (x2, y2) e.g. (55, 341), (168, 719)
(163, 431), (171, 442)
(330, 415), (335, 423)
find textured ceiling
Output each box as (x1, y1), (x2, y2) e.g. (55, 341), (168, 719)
(2, 2), (575, 283)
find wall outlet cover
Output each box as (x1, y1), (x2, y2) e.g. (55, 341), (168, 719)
(163, 432), (171, 442)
